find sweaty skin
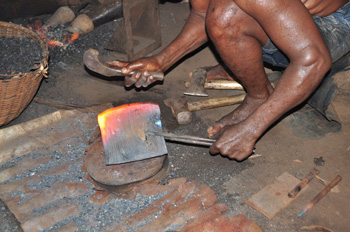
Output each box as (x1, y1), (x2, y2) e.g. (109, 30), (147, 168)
(206, 0), (347, 138)
(205, 0), (349, 81)
(109, 0), (345, 161)
(207, 0), (333, 160)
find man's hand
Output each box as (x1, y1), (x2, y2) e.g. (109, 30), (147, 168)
(301, 0), (348, 16)
(108, 57), (162, 88)
(209, 122), (257, 161)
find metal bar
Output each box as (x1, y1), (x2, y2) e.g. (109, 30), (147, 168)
(147, 131), (215, 146)
(162, 138), (213, 147)
(297, 175), (342, 218)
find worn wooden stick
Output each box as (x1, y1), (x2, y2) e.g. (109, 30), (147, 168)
(297, 175), (342, 218)
(288, 168), (320, 198)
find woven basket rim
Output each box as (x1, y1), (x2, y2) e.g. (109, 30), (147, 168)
(0, 21), (49, 80)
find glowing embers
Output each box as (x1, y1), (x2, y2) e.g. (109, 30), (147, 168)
(27, 19), (79, 49)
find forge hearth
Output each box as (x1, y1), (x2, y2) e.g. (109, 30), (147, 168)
(84, 134), (168, 188)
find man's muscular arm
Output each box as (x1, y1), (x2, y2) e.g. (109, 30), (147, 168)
(210, 0), (332, 160)
(112, 1), (209, 72)
(155, 0), (209, 71)
(109, 0), (209, 87)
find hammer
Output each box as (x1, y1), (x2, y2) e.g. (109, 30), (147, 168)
(164, 94), (245, 124)
(184, 68), (244, 97)
(83, 48), (164, 83)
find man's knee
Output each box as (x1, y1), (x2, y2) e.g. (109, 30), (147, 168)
(205, 3), (243, 41)
(205, 1), (267, 47)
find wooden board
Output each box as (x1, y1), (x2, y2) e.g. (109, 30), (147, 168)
(246, 172), (308, 219)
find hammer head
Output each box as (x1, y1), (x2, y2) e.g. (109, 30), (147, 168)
(184, 68), (208, 97)
(164, 97), (192, 124)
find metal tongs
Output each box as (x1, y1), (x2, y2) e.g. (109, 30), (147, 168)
(147, 131), (216, 146)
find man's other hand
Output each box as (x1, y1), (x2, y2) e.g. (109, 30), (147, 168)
(209, 122), (257, 161)
(108, 57), (162, 88)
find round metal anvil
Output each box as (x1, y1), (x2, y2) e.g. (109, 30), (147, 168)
(84, 137), (168, 187)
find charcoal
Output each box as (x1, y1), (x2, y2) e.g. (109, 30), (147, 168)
(10, 16), (119, 76)
(0, 37), (43, 77)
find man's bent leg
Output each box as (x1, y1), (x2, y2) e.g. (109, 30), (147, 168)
(205, 0), (273, 137)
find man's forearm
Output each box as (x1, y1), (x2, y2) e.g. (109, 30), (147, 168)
(246, 61), (330, 141)
(155, 11), (208, 71)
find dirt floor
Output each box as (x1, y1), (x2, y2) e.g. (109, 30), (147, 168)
(1, 1), (350, 232)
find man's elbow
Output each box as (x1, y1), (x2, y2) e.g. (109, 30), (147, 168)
(290, 47), (332, 99)
(302, 47), (332, 79)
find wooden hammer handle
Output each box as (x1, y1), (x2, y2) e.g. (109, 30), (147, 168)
(204, 80), (244, 90)
(187, 94), (245, 111)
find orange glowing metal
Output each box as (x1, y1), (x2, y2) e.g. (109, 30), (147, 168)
(97, 104), (131, 144)
(97, 103), (167, 165)
(98, 103), (153, 143)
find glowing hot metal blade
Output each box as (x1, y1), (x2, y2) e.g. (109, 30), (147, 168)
(98, 103), (168, 165)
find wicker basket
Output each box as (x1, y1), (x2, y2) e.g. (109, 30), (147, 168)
(0, 21), (49, 126)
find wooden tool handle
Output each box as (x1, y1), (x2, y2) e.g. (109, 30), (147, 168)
(187, 94), (245, 111)
(83, 48), (164, 80)
(204, 80), (244, 90)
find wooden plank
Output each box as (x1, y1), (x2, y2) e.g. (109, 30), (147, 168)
(246, 172), (308, 219)
(0, 110), (80, 165)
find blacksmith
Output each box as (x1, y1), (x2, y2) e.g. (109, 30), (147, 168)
(110, 0), (350, 161)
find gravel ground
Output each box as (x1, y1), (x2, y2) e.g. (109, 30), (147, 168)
(0, 199), (23, 232)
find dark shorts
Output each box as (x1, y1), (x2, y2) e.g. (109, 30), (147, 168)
(262, 1), (350, 68)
